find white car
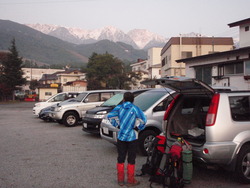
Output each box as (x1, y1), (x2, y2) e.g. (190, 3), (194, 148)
(49, 90), (124, 127)
(33, 92), (79, 116)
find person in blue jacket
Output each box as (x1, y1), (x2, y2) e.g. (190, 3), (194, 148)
(107, 92), (147, 186)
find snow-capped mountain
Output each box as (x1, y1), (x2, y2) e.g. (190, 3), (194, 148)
(26, 24), (168, 49)
(127, 29), (167, 49)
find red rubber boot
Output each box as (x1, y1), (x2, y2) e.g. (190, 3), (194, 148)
(117, 163), (125, 186)
(127, 164), (140, 187)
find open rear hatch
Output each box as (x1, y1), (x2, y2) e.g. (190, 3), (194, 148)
(142, 77), (215, 145)
(141, 76), (215, 95)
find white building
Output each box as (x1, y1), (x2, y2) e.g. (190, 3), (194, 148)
(22, 68), (64, 91)
(130, 59), (149, 89)
(176, 18), (250, 90)
(147, 47), (162, 79)
(130, 47), (162, 89)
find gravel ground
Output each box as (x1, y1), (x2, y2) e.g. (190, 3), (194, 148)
(0, 102), (249, 188)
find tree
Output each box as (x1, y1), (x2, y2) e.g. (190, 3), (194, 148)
(29, 80), (40, 91)
(85, 53), (124, 89)
(0, 39), (26, 101)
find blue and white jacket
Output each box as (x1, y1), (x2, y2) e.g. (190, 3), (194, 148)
(107, 101), (147, 141)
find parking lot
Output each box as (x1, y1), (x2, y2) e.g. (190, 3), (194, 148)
(0, 102), (248, 188)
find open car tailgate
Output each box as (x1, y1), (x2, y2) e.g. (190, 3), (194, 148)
(141, 76), (214, 94)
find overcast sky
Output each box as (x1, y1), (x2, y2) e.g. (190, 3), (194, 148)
(0, 0), (249, 38)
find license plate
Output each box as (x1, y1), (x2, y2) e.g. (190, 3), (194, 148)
(83, 123), (87, 128)
(103, 127), (109, 134)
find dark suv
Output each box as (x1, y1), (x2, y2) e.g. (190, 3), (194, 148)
(82, 89), (149, 134)
(144, 76), (250, 184)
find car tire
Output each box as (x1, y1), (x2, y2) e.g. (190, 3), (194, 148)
(235, 145), (250, 184)
(138, 130), (157, 156)
(62, 112), (79, 127)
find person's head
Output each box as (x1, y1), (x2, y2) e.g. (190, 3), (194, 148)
(123, 92), (134, 103)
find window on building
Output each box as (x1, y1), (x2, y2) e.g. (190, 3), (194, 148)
(245, 26), (249, 32)
(165, 57), (168, 65)
(195, 66), (212, 85)
(63, 78), (67, 82)
(45, 92), (52, 96)
(225, 64), (234, 74)
(224, 62), (243, 75)
(245, 60), (250, 75)
(161, 58), (165, 66)
(181, 51), (192, 59)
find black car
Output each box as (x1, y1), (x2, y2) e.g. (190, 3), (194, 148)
(82, 89), (150, 134)
(38, 105), (55, 122)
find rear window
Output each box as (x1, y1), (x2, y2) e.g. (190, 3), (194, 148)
(180, 96), (210, 115)
(229, 96), (250, 121)
(134, 91), (167, 111)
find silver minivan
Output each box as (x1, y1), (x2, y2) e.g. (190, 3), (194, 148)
(100, 88), (175, 156)
(144, 76), (250, 184)
(49, 90), (123, 127)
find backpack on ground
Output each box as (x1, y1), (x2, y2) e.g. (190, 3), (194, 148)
(139, 134), (166, 176)
(139, 135), (192, 188)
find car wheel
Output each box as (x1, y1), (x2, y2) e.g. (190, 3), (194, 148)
(236, 145), (250, 184)
(62, 112), (79, 127)
(138, 130), (157, 156)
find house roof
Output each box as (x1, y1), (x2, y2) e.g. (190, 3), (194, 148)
(39, 69), (83, 81)
(161, 37), (233, 55)
(228, 18), (250, 27)
(175, 46), (250, 64)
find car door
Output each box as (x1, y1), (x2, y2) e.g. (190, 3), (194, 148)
(79, 92), (116, 117)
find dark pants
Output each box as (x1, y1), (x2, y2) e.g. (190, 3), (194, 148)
(117, 139), (138, 164)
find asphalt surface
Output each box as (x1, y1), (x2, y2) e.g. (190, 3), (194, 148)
(0, 102), (249, 188)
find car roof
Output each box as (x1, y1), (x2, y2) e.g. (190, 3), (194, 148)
(79, 89), (124, 94)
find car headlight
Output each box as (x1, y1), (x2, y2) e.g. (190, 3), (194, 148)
(54, 106), (62, 112)
(93, 111), (108, 119)
(93, 114), (105, 119)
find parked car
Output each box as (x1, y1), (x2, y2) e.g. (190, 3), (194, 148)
(40, 97), (80, 122)
(49, 90), (124, 127)
(146, 76), (250, 184)
(39, 105), (55, 122)
(100, 88), (176, 155)
(82, 89), (150, 134)
(33, 92), (79, 116)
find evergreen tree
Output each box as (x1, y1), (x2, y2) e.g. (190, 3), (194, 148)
(0, 39), (26, 100)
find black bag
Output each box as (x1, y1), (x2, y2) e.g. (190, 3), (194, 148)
(139, 135), (184, 188)
(139, 135), (166, 176)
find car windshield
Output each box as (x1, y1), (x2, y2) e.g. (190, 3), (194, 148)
(101, 93), (124, 107)
(134, 90), (168, 111)
(70, 92), (88, 102)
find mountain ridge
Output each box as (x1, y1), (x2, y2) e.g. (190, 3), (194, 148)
(26, 24), (168, 49)
(0, 20), (148, 66)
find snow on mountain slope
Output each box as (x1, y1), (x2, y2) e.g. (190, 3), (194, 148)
(127, 29), (167, 49)
(26, 24), (168, 49)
